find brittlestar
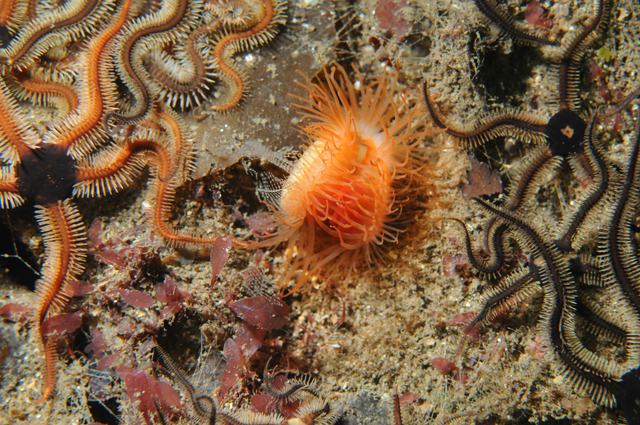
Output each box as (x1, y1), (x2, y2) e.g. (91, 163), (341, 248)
(423, 0), (613, 161)
(153, 342), (339, 424)
(453, 108), (640, 417)
(0, 0), (286, 403)
(426, 0), (623, 258)
(436, 0), (640, 417)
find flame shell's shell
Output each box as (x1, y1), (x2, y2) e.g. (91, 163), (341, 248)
(280, 122), (396, 250)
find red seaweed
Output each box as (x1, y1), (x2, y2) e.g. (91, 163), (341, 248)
(245, 214), (277, 237)
(447, 311), (476, 325)
(235, 322), (266, 357)
(120, 289), (155, 308)
(376, 0), (412, 41)
(525, 0), (553, 28)
(123, 369), (181, 422)
(211, 236), (231, 282)
(155, 277), (190, 319)
(85, 329), (108, 356)
(0, 303), (29, 323)
(461, 156), (502, 198)
(219, 338), (246, 396)
(66, 280), (94, 296)
(431, 357), (457, 375)
(41, 311), (83, 337)
(97, 353), (120, 371)
(228, 296), (289, 331)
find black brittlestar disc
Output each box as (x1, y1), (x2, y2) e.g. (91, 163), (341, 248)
(16, 145), (77, 204)
(545, 108), (587, 157)
(0, 26), (9, 48)
(614, 368), (640, 425)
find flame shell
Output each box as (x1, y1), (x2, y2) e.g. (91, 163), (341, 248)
(256, 64), (432, 293)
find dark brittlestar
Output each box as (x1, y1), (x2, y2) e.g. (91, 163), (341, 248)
(426, 0), (619, 255)
(473, 0), (560, 47)
(451, 117), (626, 404)
(423, 0), (614, 159)
(434, 0), (640, 418)
(456, 107), (640, 420)
(153, 342), (338, 425)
